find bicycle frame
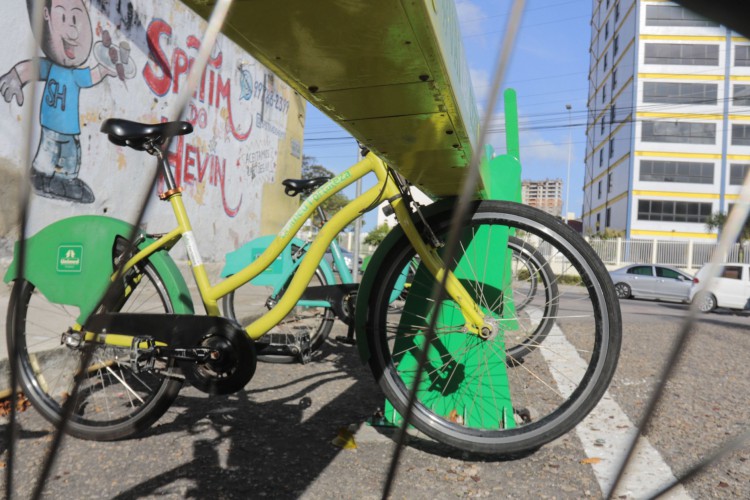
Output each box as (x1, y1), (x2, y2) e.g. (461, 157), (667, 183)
(115, 151), (489, 343)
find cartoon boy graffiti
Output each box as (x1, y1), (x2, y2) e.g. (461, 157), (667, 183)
(0, 0), (126, 203)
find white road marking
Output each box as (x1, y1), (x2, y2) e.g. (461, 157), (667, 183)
(542, 323), (691, 499)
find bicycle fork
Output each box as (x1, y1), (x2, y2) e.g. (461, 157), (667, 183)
(386, 192), (493, 338)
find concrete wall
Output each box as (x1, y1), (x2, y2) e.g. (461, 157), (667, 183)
(0, 0), (304, 262)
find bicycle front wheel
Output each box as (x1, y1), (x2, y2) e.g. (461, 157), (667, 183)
(7, 259), (183, 441)
(365, 200), (621, 455)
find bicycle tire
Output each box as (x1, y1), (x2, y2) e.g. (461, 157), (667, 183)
(7, 259), (183, 441)
(504, 235), (559, 361)
(222, 265), (335, 361)
(365, 200), (621, 455)
(507, 236), (539, 311)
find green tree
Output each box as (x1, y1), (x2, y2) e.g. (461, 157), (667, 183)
(301, 156), (351, 229)
(705, 211), (750, 261)
(364, 223), (390, 246)
(589, 228), (624, 240)
(705, 211), (750, 242)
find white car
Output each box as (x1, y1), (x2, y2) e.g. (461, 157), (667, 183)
(689, 263), (750, 312)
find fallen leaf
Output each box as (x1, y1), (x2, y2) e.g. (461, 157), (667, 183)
(580, 457), (602, 465)
(0, 393), (31, 416)
(331, 427), (357, 450)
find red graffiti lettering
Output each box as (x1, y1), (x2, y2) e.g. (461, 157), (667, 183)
(143, 20), (172, 96)
(143, 19), (250, 142)
(214, 158), (241, 217)
(216, 74), (252, 141)
(164, 129), (242, 217)
(184, 143), (197, 184)
(197, 149), (210, 182)
(172, 48), (189, 94)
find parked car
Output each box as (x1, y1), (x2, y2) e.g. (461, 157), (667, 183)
(689, 263), (750, 312)
(324, 248), (363, 273)
(609, 264), (693, 302)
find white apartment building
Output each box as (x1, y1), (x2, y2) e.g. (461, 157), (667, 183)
(584, 0), (750, 240)
(522, 179), (564, 217)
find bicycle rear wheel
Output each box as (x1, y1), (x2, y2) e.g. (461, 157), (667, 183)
(7, 259), (183, 441)
(365, 200), (621, 455)
(504, 235), (559, 361)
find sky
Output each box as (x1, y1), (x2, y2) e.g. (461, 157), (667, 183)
(302, 0), (592, 231)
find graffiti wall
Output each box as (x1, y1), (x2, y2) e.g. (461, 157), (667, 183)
(0, 0), (305, 261)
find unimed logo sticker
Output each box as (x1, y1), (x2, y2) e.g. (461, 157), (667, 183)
(57, 245), (83, 273)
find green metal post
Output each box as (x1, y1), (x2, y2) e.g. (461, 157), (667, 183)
(380, 89), (523, 430)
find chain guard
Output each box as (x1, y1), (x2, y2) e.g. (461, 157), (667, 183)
(182, 323), (257, 395)
(86, 313), (256, 395)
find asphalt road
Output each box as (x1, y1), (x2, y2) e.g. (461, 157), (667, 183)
(0, 290), (748, 499)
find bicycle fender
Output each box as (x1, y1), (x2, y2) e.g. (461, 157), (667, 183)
(221, 235), (336, 286)
(355, 198), (458, 363)
(3, 215), (194, 323)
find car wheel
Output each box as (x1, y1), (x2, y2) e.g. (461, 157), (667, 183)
(694, 292), (717, 313)
(614, 282), (631, 299)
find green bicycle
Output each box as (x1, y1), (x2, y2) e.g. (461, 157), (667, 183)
(5, 118), (621, 455)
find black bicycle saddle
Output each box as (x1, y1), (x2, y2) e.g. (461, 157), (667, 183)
(281, 177), (331, 196)
(100, 118), (193, 151)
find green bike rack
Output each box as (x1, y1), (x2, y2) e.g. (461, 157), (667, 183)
(380, 89), (522, 430)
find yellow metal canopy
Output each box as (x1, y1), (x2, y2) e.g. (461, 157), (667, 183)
(181, 0), (480, 197)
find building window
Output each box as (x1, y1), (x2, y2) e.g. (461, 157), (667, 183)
(602, 85), (607, 103)
(610, 104), (616, 123)
(611, 69), (617, 91)
(637, 200), (712, 222)
(598, 180), (602, 199)
(606, 207), (611, 227)
(642, 120), (716, 145)
(732, 124), (750, 146)
(603, 53), (608, 72)
(609, 137), (615, 158)
(640, 160), (714, 184)
(596, 213), (601, 231)
(600, 116), (606, 135)
(730, 164), (750, 185)
(607, 173), (613, 192)
(733, 84), (750, 106)
(644, 43), (719, 66)
(604, 21), (609, 40)
(599, 148), (604, 167)
(613, 35), (619, 57)
(645, 5), (718, 27)
(614, 2), (620, 22)
(643, 82), (718, 105)
(735, 46), (750, 67)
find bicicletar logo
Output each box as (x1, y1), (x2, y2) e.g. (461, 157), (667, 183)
(57, 245), (83, 273)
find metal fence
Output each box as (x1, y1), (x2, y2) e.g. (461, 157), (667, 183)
(585, 237), (750, 272)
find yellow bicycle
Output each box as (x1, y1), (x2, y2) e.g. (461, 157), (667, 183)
(6, 118), (621, 455)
